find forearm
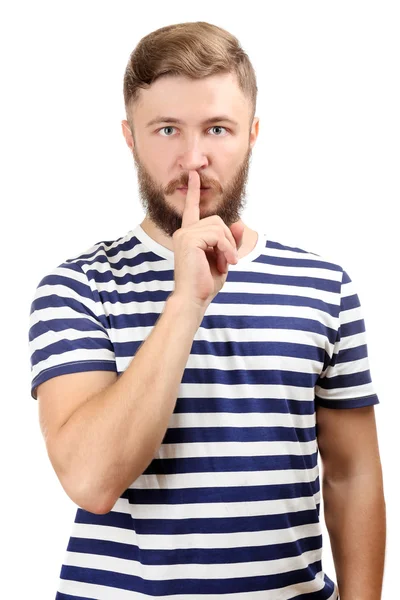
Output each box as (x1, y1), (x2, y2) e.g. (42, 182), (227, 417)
(322, 471), (386, 600)
(56, 293), (205, 514)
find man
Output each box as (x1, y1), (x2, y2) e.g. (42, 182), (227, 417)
(29, 21), (385, 599)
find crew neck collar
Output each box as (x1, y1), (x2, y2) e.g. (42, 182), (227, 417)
(130, 224), (268, 265)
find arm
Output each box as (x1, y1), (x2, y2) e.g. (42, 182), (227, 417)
(316, 404), (386, 600)
(52, 292), (205, 514)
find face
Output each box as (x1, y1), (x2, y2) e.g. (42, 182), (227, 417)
(122, 72), (259, 238)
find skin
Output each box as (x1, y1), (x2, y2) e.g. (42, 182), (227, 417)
(121, 72), (260, 259)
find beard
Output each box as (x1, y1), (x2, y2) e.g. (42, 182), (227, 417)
(131, 143), (253, 238)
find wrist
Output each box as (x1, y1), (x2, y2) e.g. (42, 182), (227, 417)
(166, 292), (207, 324)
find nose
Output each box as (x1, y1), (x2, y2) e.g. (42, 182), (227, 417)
(178, 148), (208, 183)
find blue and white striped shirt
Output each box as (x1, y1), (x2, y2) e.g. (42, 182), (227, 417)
(28, 224), (379, 599)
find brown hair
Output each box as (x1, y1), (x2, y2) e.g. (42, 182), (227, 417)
(123, 21), (258, 137)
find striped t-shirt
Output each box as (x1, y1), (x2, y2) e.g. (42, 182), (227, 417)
(28, 223), (379, 599)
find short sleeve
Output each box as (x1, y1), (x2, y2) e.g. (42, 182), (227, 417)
(28, 261), (117, 401)
(314, 269), (380, 409)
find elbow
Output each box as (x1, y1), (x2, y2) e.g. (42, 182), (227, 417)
(59, 471), (116, 515)
(70, 485), (116, 515)
(47, 440), (117, 515)
(74, 479), (118, 515)
(85, 500), (114, 515)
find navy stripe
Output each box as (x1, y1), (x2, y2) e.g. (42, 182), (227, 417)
(144, 451), (319, 475)
(163, 424), (316, 444)
(123, 478), (321, 505)
(317, 369), (373, 390)
(175, 396), (317, 415)
(316, 393), (379, 409)
(59, 557), (327, 595)
(74, 506), (320, 539)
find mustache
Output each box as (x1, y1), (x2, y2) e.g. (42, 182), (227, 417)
(174, 176), (219, 192)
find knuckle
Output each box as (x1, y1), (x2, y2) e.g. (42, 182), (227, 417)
(211, 223), (223, 236)
(211, 217), (235, 247)
(218, 224), (226, 237)
(211, 215), (224, 226)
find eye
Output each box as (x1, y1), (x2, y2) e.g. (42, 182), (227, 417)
(158, 126), (176, 136)
(157, 125), (229, 137)
(209, 126), (228, 136)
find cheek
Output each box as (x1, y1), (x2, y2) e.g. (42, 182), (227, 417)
(225, 142), (246, 163)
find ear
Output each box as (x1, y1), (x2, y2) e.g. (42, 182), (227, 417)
(121, 120), (134, 151)
(250, 117), (260, 149)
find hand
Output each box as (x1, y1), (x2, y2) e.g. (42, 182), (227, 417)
(171, 169), (244, 311)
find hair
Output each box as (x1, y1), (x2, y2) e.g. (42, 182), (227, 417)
(123, 21), (258, 137)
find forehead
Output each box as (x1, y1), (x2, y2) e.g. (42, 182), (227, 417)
(135, 72), (248, 123)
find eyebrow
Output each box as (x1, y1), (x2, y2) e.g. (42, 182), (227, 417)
(145, 115), (239, 128)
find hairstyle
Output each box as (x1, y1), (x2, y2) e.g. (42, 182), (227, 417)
(123, 21), (258, 137)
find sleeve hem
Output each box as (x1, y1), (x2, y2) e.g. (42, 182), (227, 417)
(315, 393), (380, 409)
(31, 360), (117, 400)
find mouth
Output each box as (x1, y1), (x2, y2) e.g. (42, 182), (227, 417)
(177, 187), (212, 195)
(177, 187), (211, 192)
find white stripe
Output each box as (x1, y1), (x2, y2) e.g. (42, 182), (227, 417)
(134, 464), (320, 490)
(29, 326), (107, 353)
(166, 410), (316, 429)
(31, 348), (115, 379)
(59, 547), (324, 585)
(155, 440), (318, 460)
(113, 323), (332, 346)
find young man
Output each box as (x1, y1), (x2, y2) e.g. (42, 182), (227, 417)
(29, 20), (385, 600)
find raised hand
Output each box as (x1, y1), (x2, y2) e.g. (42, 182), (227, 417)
(172, 170), (245, 311)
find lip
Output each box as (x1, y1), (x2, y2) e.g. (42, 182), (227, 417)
(177, 187), (211, 194)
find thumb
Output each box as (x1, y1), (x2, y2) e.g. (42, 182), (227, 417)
(229, 221), (245, 252)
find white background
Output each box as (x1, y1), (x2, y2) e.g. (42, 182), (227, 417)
(1, 1), (398, 597)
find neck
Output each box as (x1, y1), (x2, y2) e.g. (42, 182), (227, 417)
(139, 217), (257, 259)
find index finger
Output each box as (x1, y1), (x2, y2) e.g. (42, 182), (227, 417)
(181, 170), (200, 229)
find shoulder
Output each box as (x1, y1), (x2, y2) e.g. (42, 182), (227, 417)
(38, 228), (137, 287)
(267, 238), (342, 267)
(265, 238), (346, 290)
(65, 229), (135, 271)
